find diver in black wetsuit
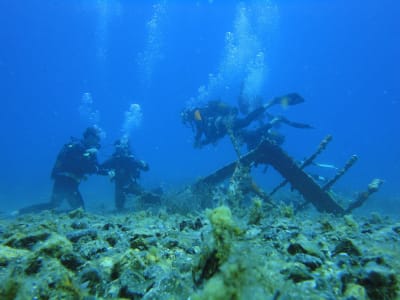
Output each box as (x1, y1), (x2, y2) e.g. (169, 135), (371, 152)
(17, 126), (102, 214)
(181, 93), (308, 148)
(181, 100), (267, 148)
(100, 139), (150, 211)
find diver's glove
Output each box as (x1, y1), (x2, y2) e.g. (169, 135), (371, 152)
(108, 170), (116, 179)
(84, 148), (98, 157)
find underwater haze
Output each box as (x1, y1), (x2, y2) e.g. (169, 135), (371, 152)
(0, 0), (399, 213)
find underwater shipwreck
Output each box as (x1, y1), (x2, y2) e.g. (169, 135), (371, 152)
(190, 134), (384, 215)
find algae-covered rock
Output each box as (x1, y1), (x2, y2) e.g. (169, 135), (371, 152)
(0, 245), (30, 267)
(193, 206), (242, 286)
(4, 231), (50, 250)
(36, 233), (73, 258)
(392, 224), (400, 235)
(118, 284), (144, 299)
(332, 238), (362, 257)
(0, 277), (20, 300)
(68, 207), (86, 219)
(279, 204), (294, 218)
(248, 197), (263, 225)
(60, 252), (85, 271)
(44, 268), (82, 299)
(3, 258), (84, 299)
(282, 263), (313, 283)
(66, 228), (97, 243)
(344, 283), (368, 300)
(79, 267), (104, 294)
(287, 234), (323, 258)
(70, 220), (88, 230)
(293, 253), (323, 271)
(358, 264), (398, 300)
(343, 214), (359, 231)
(78, 239), (109, 259)
(192, 275), (227, 300)
(99, 249), (157, 298)
(193, 253), (271, 300)
(1, 201), (399, 300)
(207, 206), (235, 234)
(179, 217), (203, 231)
(143, 271), (193, 300)
(319, 219), (334, 232)
(119, 249), (147, 270)
(129, 232), (156, 251)
(207, 206), (240, 263)
(24, 255), (44, 275)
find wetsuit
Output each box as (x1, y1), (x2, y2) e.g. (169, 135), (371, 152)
(192, 101), (266, 147)
(101, 152), (149, 211)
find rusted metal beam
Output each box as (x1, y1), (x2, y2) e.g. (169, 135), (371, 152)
(269, 135), (332, 197)
(254, 139), (345, 214)
(194, 138), (346, 214)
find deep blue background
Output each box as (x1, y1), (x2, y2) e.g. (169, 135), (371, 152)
(0, 0), (398, 213)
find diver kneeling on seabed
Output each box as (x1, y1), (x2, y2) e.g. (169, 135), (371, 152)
(15, 126), (104, 215)
(100, 138), (162, 211)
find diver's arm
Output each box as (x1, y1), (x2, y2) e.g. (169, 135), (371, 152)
(97, 157), (116, 176)
(136, 159), (149, 172)
(82, 148), (102, 175)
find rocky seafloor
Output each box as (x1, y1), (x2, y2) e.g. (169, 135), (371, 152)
(0, 203), (399, 300)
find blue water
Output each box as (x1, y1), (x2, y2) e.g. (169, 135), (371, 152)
(0, 0), (399, 213)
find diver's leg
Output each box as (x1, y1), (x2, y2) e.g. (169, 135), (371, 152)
(50, 177), (69, 207)
(68, 190), (84, 210)
(234, 106), (265, 130)
(65, 179), (84, 210)
(18, 202), (57, 214)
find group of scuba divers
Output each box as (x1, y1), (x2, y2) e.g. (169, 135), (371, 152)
(17, 131), (152, 215)
(16, 90), (313, 215)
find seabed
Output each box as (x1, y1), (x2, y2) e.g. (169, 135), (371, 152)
(0, 201), (399, 300)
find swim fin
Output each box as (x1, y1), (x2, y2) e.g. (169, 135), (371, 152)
(264, 93), (305, 110)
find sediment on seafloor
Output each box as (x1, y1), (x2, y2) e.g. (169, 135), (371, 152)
(0, 206), (399, 299)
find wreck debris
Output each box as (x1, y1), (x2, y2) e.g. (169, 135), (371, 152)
(255, 138), (345, 214)
(191, 136), (382, 215)
(322, 154), (358, 192)
(269, 134), (333, 197)
(345, 178), (385, 214)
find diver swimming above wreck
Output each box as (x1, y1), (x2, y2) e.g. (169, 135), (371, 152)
(181, 92), (312, 149)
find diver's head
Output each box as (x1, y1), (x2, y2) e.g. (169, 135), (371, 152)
(83, 126), (101, 149)
(181, 107), (202, 127)
(114, 138), (131, 156)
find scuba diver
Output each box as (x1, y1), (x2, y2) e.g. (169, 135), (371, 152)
(181, 99), (264, 148)
(181, 93), (310, 148)
(16, 126), (103, 215)
(100, 139), (158, 211)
